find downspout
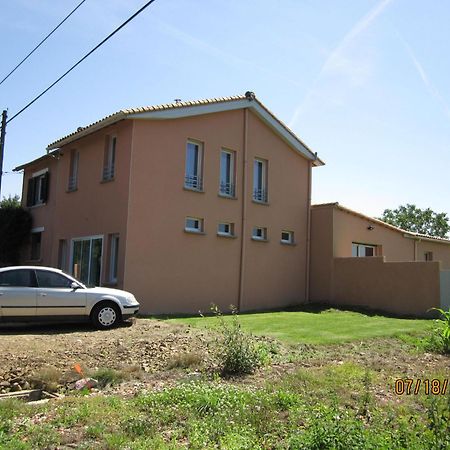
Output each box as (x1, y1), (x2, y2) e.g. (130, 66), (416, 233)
(305, 160), (312, 302)
(238, 108), (249, 311)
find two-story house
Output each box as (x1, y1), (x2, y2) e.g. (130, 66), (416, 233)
(14, 93), (324, 314)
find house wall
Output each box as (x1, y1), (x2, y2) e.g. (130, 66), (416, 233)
(22, 120), (133, 287)
(124, 109), (310, 314)
(21, 157), (59, 265)
(332, 257), (440, 316)
(310, 204), (450, 315)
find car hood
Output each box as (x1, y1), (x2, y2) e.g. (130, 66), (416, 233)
(84, 287), (138, 303)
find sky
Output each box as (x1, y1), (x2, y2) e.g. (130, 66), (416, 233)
(1, 0), (450, 219)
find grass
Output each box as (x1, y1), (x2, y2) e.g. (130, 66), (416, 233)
(169, 308), (432, 344)
(1, 365), (448, 449)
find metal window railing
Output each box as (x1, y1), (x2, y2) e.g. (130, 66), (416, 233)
(103, 164), (115, 180)
(185, 174), (203, 190)
(219, 181), (235, 197)
(253, 188), (267, 202)
(68, 175), (77, 191)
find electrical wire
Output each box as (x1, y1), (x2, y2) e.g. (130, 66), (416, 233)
(0, 0), (87, 87)
(7, 0), (158, 124)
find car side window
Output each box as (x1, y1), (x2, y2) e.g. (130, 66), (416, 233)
(36, 270), (73, 289)
(0, 269), (36, 287)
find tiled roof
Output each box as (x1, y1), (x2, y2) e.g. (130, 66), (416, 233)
(46, 95), (248, 149)
(45, 93), (324, 166)
(312, 202), (450, 244)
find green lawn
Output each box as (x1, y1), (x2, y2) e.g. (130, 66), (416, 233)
(169, 309), (432, 344)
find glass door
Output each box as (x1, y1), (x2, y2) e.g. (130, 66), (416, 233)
(71, 236), (103, 286)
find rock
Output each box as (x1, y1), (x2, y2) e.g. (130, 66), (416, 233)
(11, 383), (22, 392)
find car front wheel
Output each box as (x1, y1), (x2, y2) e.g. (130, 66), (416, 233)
(91, 302), (120, 329)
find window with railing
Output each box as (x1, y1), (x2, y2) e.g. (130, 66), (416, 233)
(219, 149), (235, 197)
(185, 140), (203, 190)
(103, 136), (116, 181)
(253, 158), (268, 203)
(68, 150), (79, 191)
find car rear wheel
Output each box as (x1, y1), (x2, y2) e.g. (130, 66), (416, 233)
(91, 302), (120, 329)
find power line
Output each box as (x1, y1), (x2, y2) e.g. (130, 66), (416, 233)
(0, 0), (87, 87)
(7, 0), (158, 124)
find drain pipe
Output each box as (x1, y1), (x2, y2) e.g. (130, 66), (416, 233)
(305, 160), (312, 302)
(238, 108), (249, 311)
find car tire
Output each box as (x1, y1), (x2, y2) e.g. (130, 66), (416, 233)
(91, 302), (121, 329)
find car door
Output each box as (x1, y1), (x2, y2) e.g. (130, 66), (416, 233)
(0, 269), (37, 319)
(35, 269), (87, 318)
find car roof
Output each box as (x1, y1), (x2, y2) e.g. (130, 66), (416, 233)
(0, 266), (65, 273)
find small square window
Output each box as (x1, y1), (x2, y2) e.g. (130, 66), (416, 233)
(218, 222), (234, 237)
(281, 230), (294, 244)
(185, 217), (204, 233)
(425, 251), (433, 261)
(252, 226), (267, 241)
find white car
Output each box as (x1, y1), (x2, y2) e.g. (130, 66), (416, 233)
(0, 266), (139, 329)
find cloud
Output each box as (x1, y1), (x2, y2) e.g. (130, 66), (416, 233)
(398, 34), (450, 123)
(289, 0), (394, 127)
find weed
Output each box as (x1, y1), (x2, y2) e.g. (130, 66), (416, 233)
(91, 368), (124, 388)
(211, 304), (265, 375)
(167, 352), (202, 369)
(29, 366), (61, 392)
(427, 308), (450, 354)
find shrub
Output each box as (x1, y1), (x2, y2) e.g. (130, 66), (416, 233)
(92, 368), (125, 388)
(426, 308), (450, 354)
(212, 305), (264, 376)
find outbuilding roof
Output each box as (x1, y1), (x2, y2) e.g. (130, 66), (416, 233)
(312, 202), (450, 244)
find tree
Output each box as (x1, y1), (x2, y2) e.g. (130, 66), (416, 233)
(0, 195), (32, 266)
(379, 204), (450, 238)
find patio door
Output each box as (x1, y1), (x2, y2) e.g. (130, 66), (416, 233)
(71, 236), (103, 286)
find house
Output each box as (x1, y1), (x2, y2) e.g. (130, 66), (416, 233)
(310, 203), (450, 316)
(14, 93), (324, 314)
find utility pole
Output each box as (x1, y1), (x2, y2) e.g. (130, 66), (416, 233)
(0, 110), (7, 199)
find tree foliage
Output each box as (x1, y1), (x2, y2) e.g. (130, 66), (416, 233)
(0, 196), (32, 266)
(379, 204), (450, 238)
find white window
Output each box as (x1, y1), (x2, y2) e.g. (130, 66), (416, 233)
(425, 251), (433, 261)
(252, 226), (267, 241)
(71, 236), (103, 286)
(219, 149), (235, 197)
(185, 141), (203, 190)
(185, 217), (204, 233)
(218, 222), (234, 237)
(109, 234), (119, 282)
(68, 150), (79, 191)
(253, 158), (268, 202)
(281, 230), (294, 244)
(58, 239), (68, 270)
(352, 243), (376, 257)
(103, 136), (116, 181)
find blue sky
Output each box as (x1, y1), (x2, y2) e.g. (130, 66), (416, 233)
(1, 0), (450, 218)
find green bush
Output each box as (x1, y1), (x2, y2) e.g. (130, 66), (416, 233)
(212, 305), (264, 376)
(426, 308), (450, 354)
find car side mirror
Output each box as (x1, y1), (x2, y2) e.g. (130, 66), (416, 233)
(71, 282), (80, 290)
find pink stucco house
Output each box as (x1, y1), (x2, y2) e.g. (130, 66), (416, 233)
(15, 93), (324, 314)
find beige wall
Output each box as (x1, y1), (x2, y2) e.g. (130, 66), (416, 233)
(310, 204), (450, 315)
(124, 109), (310, 314)
(23, 120), (133, 287)
(332, 257), (440, 316)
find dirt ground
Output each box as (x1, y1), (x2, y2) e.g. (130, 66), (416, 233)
(0, 319), (213, 394)
(0, 318), (448, 399)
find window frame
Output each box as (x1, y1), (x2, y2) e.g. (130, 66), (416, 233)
(281, 230), (295, 245)
(68, 149), (79, 191)
(185, 217), (204, 234)
(26, 170), (49, 207)
(109, 234), (120, 283)
(30, 231), (42, 261)
(102, 136), (116, 181)
(184, 140), (204, 191)
(351, 242), (377, 257)
(217, 222), (235, 237)
(253, 158), (268, 203)
(219, 149), (236, 197)
(252, 226), (268, 242)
